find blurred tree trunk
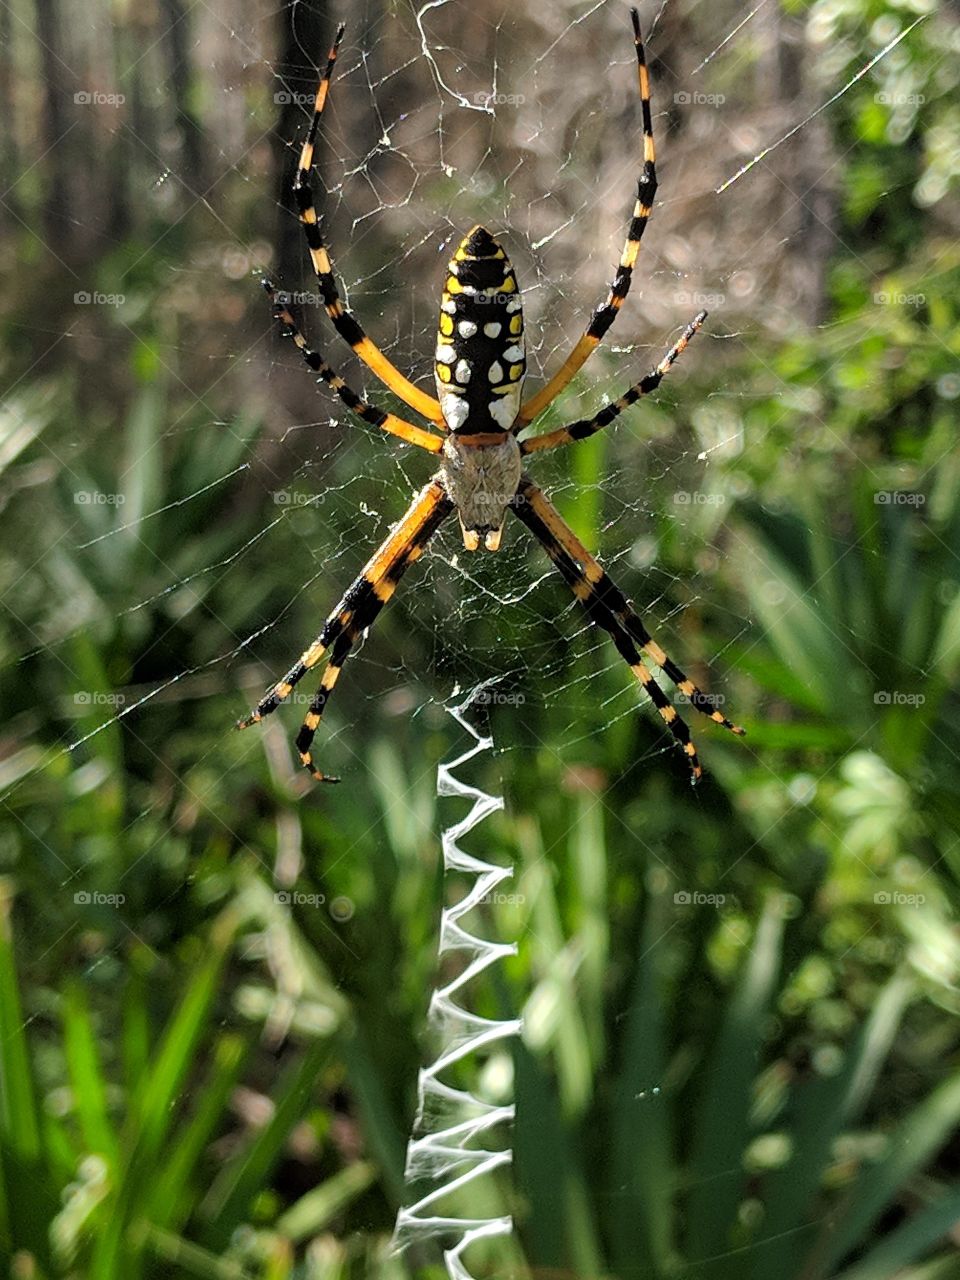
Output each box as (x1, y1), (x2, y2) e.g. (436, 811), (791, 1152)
(35, 0), (75, 262)
(0, 1), (18, 225)
(160, 0), (205, 195)
(760, 2), (837, 326)
(272, 0), (330, 288)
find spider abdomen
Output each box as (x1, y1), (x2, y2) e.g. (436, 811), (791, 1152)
(435, 225), (526, 433)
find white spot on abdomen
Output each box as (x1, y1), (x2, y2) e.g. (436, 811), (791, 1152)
(440, 391), (469, 429)
(489, 395), (518, 429)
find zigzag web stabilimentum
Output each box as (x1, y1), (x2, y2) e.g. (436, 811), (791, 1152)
(390, 691), (522, 1277)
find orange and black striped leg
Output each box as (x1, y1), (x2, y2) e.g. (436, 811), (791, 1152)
(238, 479), (453, 780)
(521, 312), (705, 455)
(264, 281), (443, 453)
(516, 8), (657, 428)
(515, 476), (744, 736)
(292, 25), (443, 427)
(513, 477), (744, 781)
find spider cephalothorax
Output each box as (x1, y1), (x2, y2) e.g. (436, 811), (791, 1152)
(240, 11), (746, 785)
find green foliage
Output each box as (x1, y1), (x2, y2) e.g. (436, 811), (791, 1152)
(1, 0), (959, 1276)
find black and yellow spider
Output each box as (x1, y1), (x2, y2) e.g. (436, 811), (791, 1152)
(239, 12), (744, 783)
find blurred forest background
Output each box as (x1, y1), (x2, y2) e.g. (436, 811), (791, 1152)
(1, 0), (959, 1277)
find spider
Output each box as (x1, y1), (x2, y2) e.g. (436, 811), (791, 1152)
(239, 11), (745, 784)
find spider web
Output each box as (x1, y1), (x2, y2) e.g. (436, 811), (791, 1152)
(0, 0), (938, 1271)
(7, 0), (904, 791)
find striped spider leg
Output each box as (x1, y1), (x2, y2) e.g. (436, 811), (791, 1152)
(263, 281), (444, 453)
(238, 481), (452, 781)
(292, 24), (445, 427)
(520, 311), (706, 456)
(516, 8), (657, 428)
(511, 477), (744, 783)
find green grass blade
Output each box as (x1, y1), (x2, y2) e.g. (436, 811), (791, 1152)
(199, 1037), (330, 1244)
(685, 895), (785, 1265)
(340, 1025), (407, 1206)
(749, 970), (914, 1280)
(0, 885), (40, 1160)
(89, 908), (240, 1280)
(121, 952), (152, 1093)
(812, 1069), (960, 1276)
(145, 1224), (248, 1280)
(133, 911), (239, 1159)
(568, 793), (609, 1066)
(0, 883), (54, 1263)
(832, 1184), (960, 1280)
(277, 1161), (377, 1243)
(730, 523), (847, 716)
(63, 982), (118, 1162)
(521, 828), (593, 1119)
(515, 1042), (603, 1279)
(883, 1257), (960, 1280)
(149, 1032), (251, 1232)
(607, 881), (675, 1277)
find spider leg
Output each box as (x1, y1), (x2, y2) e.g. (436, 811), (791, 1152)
(512, 476), (744, 783)
(293, 25), (444, 426)
(238, 479), (452, 781)
(264, 281), (443, 453)
(521, 312), (705, 455)
(516, 9), (657, 428)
